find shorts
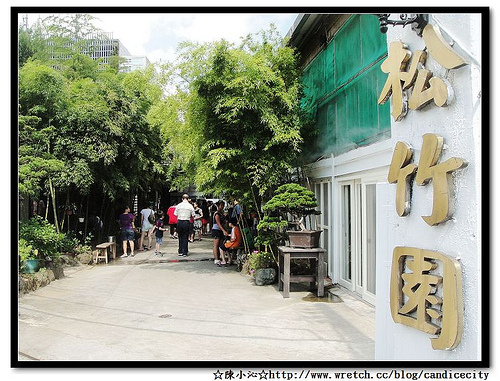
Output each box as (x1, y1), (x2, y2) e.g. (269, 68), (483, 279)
(142, 222), (153, 231)
(156, 236), (163, 245)
(212, 229), (224, 239)
(121, 229), (135, 241)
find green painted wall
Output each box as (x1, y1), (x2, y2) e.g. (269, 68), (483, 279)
(302, 14), (391, 159)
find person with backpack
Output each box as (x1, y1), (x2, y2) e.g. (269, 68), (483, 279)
(139, 202), (155, 251)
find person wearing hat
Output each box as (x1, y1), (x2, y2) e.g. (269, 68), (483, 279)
(174, 194), (195, 257)
(139, 201), (155, 251)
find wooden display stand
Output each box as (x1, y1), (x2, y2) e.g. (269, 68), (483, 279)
(278, 246), (326, 298)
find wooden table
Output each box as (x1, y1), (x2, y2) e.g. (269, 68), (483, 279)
(278, 246), (326, 298)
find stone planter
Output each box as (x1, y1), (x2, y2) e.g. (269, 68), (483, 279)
(255, 268), (277, 286)
(287, 230), (322, 249)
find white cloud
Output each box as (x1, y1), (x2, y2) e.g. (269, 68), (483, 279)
(89, 12), (297, 64)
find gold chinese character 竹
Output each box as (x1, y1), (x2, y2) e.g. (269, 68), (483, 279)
(387, 134), (467, 226)
(415, 133), (468, 226)
(387, 141), (417, 217)
(390, 246), (463, 350)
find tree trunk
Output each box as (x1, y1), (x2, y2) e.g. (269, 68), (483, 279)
(48, 178), (60, 234)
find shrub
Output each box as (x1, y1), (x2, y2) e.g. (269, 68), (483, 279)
(19, 216), (68, 260)
(18, 238), (38, 262)
(247, 250), (276, 276)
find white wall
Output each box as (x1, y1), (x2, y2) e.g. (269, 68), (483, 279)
(375, 14), (482, 360)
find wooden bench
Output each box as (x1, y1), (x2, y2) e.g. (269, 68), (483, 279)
(94, 242), (116, 264)
(278, 246), (326, 298)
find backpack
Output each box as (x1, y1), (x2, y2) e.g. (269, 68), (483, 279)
(148, 210), (156, 224)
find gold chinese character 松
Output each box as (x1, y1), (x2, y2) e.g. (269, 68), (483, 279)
(378, 25), (467, 121)
(422, 24), (467, 70)
(378, 41), (414, 121)
(390, 246), (463, 350)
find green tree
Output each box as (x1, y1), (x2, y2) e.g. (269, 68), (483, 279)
(18, 14), (168, 236)
(163, 26), (312, 208)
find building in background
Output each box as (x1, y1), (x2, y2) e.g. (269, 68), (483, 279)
(120, 55), (151, 73)
(289, 12), (483, 361)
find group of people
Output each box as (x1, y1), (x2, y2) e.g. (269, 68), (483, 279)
(118, 202), (168, 257)
(166, 199), (208, 242)
(118, 196), (244, 260)
(211, 200), (243, 266)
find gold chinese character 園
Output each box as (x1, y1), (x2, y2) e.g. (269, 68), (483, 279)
(388, 134), (467, 225)
(390, 246), (463, 350)
(415, 133), (468, 226)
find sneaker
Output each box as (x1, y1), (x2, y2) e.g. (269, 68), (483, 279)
(178, 253), (183, 257)
(182, 253), (188, 257)
(214, 259), (220, 265)
(120, 254), (128, 258)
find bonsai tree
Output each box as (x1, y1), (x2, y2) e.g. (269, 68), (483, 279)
(262, 183), (320, 231)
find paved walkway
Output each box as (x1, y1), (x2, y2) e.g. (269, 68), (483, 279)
(17, 236), (375, 362)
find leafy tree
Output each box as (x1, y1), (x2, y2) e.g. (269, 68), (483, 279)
(164, 25), (313, 209)
(18, 14), (168, 237)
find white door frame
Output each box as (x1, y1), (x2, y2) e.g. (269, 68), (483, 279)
(337, 169), (386, 304)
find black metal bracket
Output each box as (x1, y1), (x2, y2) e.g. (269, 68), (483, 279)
(375, 14), (429, 36)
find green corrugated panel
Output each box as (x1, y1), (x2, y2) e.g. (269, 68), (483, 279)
(300, 14), (391, 159)
(324, 42), (336, 95)
(360, 14), (388, 67)
(334, 16), (362, 88)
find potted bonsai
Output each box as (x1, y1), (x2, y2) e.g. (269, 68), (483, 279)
(262, 183), (322, 248)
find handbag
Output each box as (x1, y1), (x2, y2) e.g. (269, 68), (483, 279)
(148, 210), (156, 224)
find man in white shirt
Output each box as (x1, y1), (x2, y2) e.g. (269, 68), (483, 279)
(174, 194), (195, 256)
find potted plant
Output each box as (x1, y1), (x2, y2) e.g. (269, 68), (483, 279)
(247, 250), (277, 286)
(19, 238), (40, 274)
(262, 183), (322, 248)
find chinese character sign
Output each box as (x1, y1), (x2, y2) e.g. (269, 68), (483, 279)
(378, 24), (467, 121)
(390, 246), (463, 350)
(388, 133), (467, 225)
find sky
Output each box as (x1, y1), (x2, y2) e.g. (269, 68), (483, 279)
(23, 11), (299, 65)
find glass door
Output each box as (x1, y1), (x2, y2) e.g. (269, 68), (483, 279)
(339, 178), (379, 305)
(361, 182), (377, 305)
(311, 180), (331, 276)
(339, 180), (357, 289)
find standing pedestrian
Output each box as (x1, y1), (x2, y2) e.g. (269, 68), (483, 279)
(119, 206), (136, 258)
(212, 200), (229, 265)
(167, 202), (178, 239)
(174, 194), (195, 257)
(152, 211), (167, 256)
(201, 200), (210, 235)
(192, 202), (203, 241)
(139, 202), (155, 251)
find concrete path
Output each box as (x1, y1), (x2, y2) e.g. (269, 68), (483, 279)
(17, 236), (375, 362)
